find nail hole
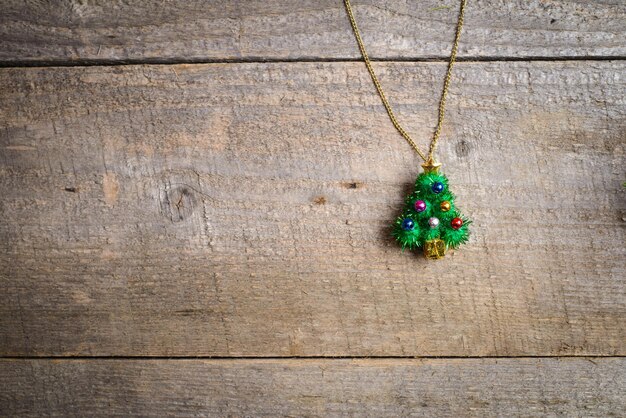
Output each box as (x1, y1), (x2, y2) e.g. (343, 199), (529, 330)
(342, 181), (364, 189)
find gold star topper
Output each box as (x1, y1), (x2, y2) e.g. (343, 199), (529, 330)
(421, 158), (442, 174)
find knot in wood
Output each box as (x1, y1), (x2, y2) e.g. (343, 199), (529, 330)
(160, 184), (196, 222)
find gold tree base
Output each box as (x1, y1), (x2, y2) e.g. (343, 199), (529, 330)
(424, 239), (446, 259)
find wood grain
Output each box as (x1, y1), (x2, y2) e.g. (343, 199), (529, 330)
(1, 0), (625, 64)
(1, 358), (625, 417)
(1, 61), (625, 357)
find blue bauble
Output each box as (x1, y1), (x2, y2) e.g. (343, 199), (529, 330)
(431, 182), (444, 194)
(401, 218), (415, 231)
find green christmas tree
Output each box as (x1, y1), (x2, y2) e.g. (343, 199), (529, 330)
(392, 164), (470, 259)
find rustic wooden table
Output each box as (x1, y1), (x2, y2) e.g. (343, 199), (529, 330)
(1, 0), (625, 416)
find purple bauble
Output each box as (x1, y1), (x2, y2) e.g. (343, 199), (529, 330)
(414, 200), (427, 212)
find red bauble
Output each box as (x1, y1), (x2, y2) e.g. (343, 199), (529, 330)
(451, 217), (463, 230)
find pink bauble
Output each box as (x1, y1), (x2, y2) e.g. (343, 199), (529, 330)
(414, 200), (427, 212)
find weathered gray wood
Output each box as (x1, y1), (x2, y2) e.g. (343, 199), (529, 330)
(1, 0), (625, 64)
(1, 358), (624, 417)
(1, 61), (625, 357)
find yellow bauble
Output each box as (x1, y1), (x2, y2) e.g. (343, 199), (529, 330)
(440, 201), (451, 212)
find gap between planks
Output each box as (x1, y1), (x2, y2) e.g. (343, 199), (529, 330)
(1, 355), (624, 361)
(0, 55), (625, 68)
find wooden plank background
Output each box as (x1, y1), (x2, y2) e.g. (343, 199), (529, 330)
(1, 0), (625, 416)
(1, 61), (625, 357)
(2, 358), (625, 416)
(1, 0), (625, 63)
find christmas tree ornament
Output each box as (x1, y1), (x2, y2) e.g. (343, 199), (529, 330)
(344, 0), (471, 259)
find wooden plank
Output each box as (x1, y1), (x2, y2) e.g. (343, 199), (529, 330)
(0, 61), (624, 357)
(1, 0), (625, 64)
(1, 358), (624, 416)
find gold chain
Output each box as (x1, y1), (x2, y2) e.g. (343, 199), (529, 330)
(344, 0), (468, 163)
